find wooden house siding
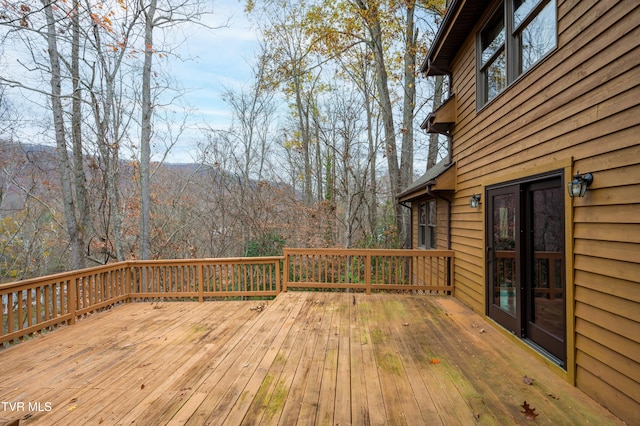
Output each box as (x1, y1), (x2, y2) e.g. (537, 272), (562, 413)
(432, 0), (639, 422)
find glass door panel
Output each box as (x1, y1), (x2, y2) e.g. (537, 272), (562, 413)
(493, 193), (517, 316)
(487, 186), (519, 333)
(526, 180), (565, 364)
(486, 175), (566, 367)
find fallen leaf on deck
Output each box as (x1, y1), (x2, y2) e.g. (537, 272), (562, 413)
(250, 303), (267, 312)
(140, 384), (145, 390)
(403, 323), (409, 326)
(522, 375), (534, 385)
(430, 358), (440, 364)
(69, 398), (78, 403)
(520, 401), (539, 420)
(67, 405), (77, 412)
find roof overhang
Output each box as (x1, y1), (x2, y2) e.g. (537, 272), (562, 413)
(421, 0), (489, 76)
(420, 95), (456, 135)
(398, 161), (457, 203)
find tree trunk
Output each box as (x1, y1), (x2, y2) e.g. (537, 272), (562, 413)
(140, 0), (157, 260)
(358, 63), (378, 240)
(42, 0), (85, 269)
(71, 0), (91, 257)
(365, 4), (401, 238)
(399, 1), (417, 248)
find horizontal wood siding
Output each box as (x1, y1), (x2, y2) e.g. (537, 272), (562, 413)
(443, 0), (640, 422)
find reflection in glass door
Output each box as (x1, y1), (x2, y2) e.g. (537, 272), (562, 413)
(486, 174), (566, 366)
(526, 180), (565, 363)
(487, 187), (519, 333)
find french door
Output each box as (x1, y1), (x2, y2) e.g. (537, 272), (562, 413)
(486, 174), (566, 366)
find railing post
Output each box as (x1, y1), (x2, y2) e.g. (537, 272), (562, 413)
(283, 250), (289, 292)
(275, 258), (281, 295)
(198, 262), (204, 303)
(125, 263), (132, 302)
(449, 253), (455, 296)
(365, 253), (371, 295)
(69, 278), (77, 325)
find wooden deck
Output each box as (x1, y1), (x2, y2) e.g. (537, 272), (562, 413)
(0, 293), (623, 425)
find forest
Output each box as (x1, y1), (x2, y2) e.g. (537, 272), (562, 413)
(0, 0), (447, 282)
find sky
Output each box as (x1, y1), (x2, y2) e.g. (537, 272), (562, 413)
(1, 0), (261, 164)
(158, 0), (262, 162)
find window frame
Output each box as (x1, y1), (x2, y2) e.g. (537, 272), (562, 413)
(427, 200), (437, 249)
(418, 200), (437, 249)
(477, 0), (557, 109)
(418, 202), (427, 248)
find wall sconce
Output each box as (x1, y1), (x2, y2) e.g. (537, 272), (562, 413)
(470, 194), (481, 208)
(568, 172), (593, 198)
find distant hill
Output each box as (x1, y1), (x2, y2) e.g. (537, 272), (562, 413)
(0, 141), (294, 213)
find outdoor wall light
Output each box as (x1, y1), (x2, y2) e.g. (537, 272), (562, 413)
(470, 194), (481, 208)
(568, 172), (593, 198)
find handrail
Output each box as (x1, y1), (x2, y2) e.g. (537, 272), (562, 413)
(1, 250), (453, 347)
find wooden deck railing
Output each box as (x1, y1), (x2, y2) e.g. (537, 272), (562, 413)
(128, 257), (281, 301)
(1, 262), (132, 347)
(1, 249), (452, 347)
(283, 248), (453, 293)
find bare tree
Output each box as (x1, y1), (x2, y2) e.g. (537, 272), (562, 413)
(138, 0), (156, 260)
(136, 0), (213, 260)
(218, 49), (277, 183)
(246, 2), (325, 203)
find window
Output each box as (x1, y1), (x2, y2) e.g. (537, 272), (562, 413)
(418, 203), (427, 247)
(418, 201), (437, 249)
(478, 0), (557, 107)
(427, 200), (437, 249)
(480, 14), (506, 104)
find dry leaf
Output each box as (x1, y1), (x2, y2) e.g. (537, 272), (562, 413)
(520, 401), (539, 420)
(430, 358), (440, 365)
(403, 323), (409, 326)
(67, 405), (77, 412)
(140, 384), (145, 390)
(250, 302), (267, 312)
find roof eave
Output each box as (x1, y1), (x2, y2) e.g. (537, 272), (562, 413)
(421, 0), (490, 76)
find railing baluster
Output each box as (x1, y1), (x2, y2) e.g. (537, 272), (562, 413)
(8, 292), (14, 334)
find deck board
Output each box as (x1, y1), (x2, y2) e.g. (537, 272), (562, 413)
(0, 292), (624, 425)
